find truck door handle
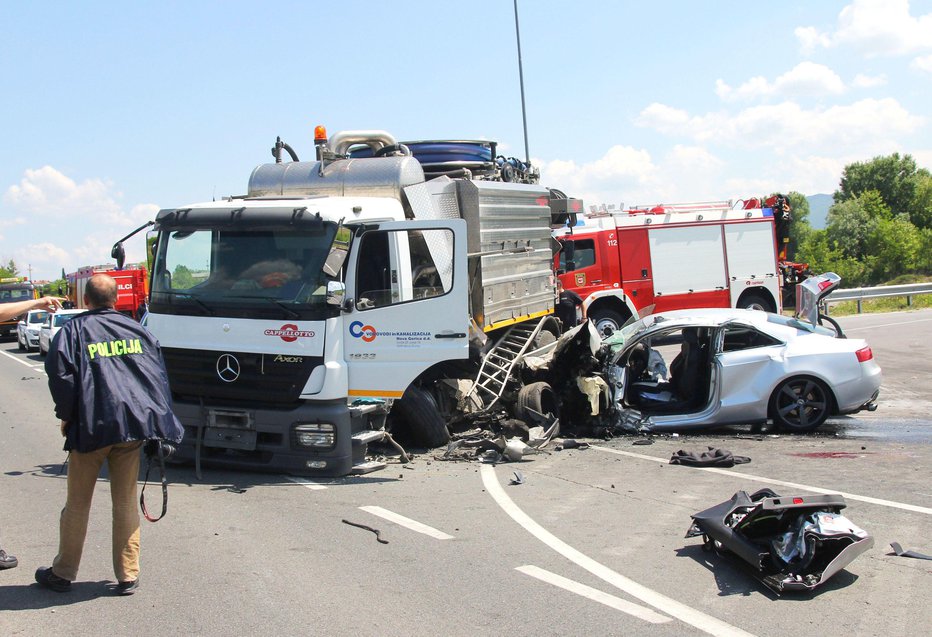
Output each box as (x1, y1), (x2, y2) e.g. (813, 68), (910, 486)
(435, 333), (466, 339)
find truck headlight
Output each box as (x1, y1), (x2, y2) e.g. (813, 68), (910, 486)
(293, 423), (335, 449)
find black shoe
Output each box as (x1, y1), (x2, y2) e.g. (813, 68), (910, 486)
(35, 567), (71, 592)
(0, 549), (17, 570)
(116, 578), (138, 596)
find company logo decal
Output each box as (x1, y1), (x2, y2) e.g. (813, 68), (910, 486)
(216, 353), (241, 383)
(349, 320), (377, 343)
(264, 323), (316, 342)
(349, 320), (431, 345)
(274, 354), (304, 363)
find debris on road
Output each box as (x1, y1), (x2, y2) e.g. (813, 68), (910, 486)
(342, 519), (389, 544)
(889, 542), (932, 560)
(685, 488), (873, 593)
(669, 447), (751, 467)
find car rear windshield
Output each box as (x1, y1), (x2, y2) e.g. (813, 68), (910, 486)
(766, 313), (836, 336)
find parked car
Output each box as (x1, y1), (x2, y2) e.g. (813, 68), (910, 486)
(38, 309), (86, 357)
(603, 274), (881, 433)
(17, 309), (49, 352)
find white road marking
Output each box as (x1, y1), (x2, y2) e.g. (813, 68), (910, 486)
(285, 476), (327, 490)
(591, 445), (932, 516)
(360, 505), (454, 540)
(0, 349), (44, 370)
(842, 317), (932, 332)
(516, 565), (672, 624)
(481, 465), (757, 637)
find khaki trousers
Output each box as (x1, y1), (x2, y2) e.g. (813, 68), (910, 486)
(52, 441), (143, 583)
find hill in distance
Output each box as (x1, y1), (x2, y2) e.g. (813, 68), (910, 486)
(806, 193), (832, 229)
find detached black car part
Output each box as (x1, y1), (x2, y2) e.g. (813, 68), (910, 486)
(685, 488), (873, 593)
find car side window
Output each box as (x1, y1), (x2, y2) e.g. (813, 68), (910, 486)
(722, 326), (781, 352)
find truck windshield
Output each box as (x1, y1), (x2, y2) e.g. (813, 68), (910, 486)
(149, 224), (343, 321)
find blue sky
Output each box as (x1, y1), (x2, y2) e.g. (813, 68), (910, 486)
(2, 0), (931, 281)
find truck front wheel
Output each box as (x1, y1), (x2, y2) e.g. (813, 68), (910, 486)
(590, 308), (626, 337)
(737, 292), (776, 313)
(393, 385), (451, 449)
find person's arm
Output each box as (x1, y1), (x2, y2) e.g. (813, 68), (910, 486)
(0, 296), (63, 322)
(45, 321), (77, 425)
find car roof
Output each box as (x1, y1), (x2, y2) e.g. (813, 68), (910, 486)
(641, 308), (770, 328)
(55, 309), (87, 316)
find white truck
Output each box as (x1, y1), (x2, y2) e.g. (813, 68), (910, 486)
(113, 128), (578, 476)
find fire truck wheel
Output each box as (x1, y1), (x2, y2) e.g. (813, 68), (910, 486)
(769, 376), (832, 433)
(590, 308), (625, 337)
(737, 292), (775, 313)
(516, 381), (559, 425)
(393, 385), (451, 449)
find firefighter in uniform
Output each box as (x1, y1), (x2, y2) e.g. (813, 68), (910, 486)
(37, 274), (183, 595)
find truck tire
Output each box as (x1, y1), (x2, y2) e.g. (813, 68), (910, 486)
(515, 381), (559, 424)
(737, 292), (776, 313)
(590, 308), (625, 337)
(393, 385), (451, 448)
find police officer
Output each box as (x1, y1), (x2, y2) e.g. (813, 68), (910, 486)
(37, 274), (182, 595)
(0, 295), (63, 571)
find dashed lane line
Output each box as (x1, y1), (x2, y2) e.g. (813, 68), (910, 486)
(591, 445), (932, 516)
(360, 505), (454, 540)
(516, 565), (672, 624)
(481, 464), (757, 637)
(285, 476), (328, 490)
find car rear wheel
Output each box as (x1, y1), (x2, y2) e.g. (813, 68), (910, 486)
(770, 377), (831, 433)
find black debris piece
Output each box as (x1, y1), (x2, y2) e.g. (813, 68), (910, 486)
(670, 447), (751, 467)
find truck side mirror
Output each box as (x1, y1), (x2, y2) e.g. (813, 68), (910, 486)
(326, 281), (346, 307)
(111, 242), (126, 270)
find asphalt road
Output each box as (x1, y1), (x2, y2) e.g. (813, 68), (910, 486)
(1, 310), (930, 636)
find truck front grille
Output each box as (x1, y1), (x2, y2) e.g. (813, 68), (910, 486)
(162, 347), (322, 405)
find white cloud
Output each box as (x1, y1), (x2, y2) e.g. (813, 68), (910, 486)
(717, 62), (846, 102)
(851, 73), (887, 88)
(1, 166), (158, 280)
(797, 0), (932, 57)
(795, 26), (832, 55)
(912, 54), (932, 72)
(637, 98), (923, 154)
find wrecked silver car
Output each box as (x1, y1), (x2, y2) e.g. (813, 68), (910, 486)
(597, 273), (882, 433)
(685, 489), (873, 593)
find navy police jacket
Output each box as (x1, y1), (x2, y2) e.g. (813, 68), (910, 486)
(45, 307), (184, 453)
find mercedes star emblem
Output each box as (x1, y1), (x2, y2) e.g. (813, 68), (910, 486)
(216, 353), (241, 383)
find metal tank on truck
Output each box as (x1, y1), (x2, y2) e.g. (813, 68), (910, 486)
(111, 126), (581, 477)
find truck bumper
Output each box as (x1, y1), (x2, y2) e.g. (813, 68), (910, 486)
(171, 398), (369, 477)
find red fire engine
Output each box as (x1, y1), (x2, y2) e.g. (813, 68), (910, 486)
(556, 199), (786, 335)
(67, 265), (149, 320)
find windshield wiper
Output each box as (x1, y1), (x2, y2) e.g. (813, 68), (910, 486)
(222, 295), (301, 319)
(151, 289), (215, 316)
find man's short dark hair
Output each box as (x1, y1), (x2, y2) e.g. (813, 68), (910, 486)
(85, 274), (118, 309)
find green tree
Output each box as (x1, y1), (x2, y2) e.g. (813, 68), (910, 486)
(171, 264), (196, 289)
(834, 153), (929, 216)
(797, 230), (871, 287)
(825, 197), (880, 261)
(867, 215), (923, 282)
(911, 173), (932, 230)
(784, 191), (812, 258)
(0, 259), (19, 278)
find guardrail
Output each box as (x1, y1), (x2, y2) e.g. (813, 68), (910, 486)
(824, 282), (932, 313)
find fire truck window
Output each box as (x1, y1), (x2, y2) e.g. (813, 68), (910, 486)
(559, 239), (595, 271)
(355, 228), (453, 311)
